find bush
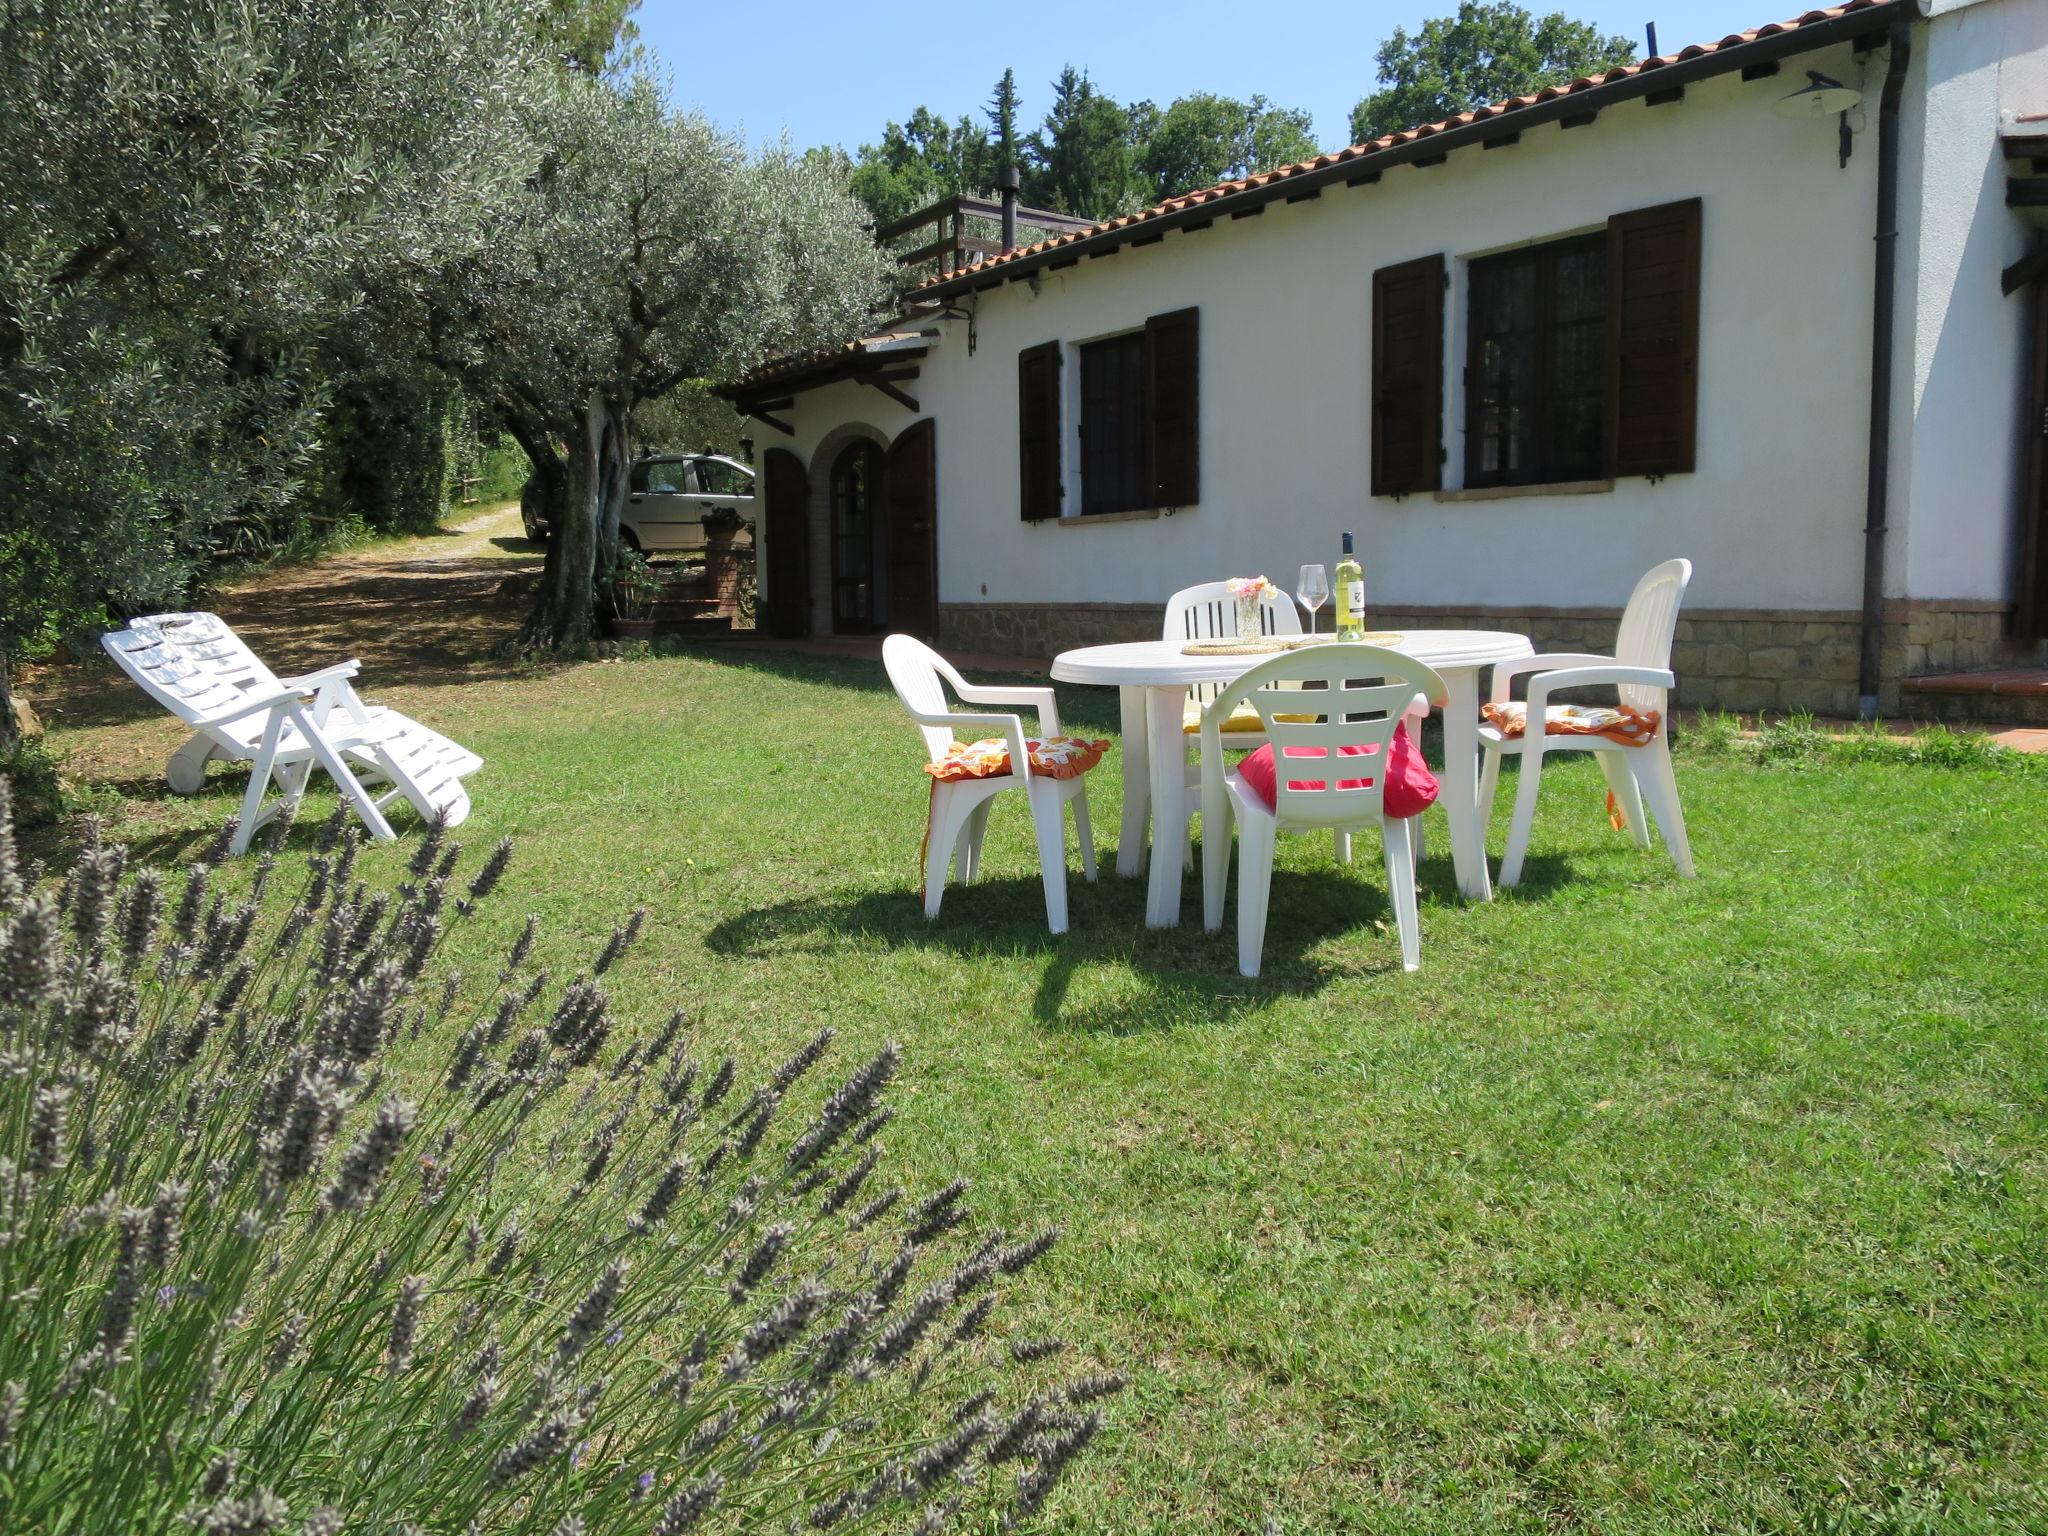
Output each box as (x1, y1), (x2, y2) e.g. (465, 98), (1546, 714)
(0, 783), (1119, 1532)
(296, 371), (452, 550)
(445, 400), (527, 511)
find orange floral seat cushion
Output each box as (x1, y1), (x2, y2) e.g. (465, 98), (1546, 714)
(924, 735), (1111, 782)
(1481, 702), (1661, 747)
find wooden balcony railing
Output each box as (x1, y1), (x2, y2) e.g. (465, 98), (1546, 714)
(875, 194), (1096, 288)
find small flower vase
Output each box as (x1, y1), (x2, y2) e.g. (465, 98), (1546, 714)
(1234, 590), (1262, 639)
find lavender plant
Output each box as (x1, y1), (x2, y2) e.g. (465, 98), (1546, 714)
(0, 780), (1121, 1533)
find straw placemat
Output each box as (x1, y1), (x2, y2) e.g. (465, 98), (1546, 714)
(1181, 637), (1290, 656)
(1182, 633), (1404, 656)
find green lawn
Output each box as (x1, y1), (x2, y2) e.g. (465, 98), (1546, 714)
(39, 622), (2048, 1533)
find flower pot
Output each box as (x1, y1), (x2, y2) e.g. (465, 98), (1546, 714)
(610, 616), (657, 641)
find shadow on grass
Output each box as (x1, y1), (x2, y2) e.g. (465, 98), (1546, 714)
(704, 836), (1512, 1031)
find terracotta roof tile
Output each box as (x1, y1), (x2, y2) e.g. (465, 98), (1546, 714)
(721, 331), (927, 394)
(909, 1), (1891, 292)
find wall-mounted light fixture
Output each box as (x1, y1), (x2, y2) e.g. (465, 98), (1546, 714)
(1774, 70), (1864, 168)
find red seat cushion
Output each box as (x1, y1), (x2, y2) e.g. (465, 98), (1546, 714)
(1237, 723), (1438, 819)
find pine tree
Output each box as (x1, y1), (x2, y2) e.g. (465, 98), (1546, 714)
(987, 68), (1021, 178)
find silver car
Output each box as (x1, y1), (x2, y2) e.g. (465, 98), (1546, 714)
(521, 453), (755, 551)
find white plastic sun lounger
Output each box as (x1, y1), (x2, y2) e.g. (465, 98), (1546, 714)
(103, 612), (482, 855)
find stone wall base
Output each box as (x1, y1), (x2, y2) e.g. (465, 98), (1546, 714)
(936, 600), (2044, 721)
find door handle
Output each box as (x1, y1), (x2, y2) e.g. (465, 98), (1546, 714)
(629, 496), (644, 504)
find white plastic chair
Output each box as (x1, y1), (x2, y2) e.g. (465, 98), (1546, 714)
(1164, 580), (1303, 743)
(1200, 645), (1447, 977)
(882, 635), (1098, 935)
(1478, 558), (1696, 889)
(1163, 581), (1302, 871)
(1165, 582), (1429, 873)
(102, 612), (482, 856)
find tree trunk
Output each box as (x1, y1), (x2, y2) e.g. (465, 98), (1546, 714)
(593, 401), (632, 580)
(520, 391), (632, 648)
(0, 655), (19, 760)
(503, 413), (576, 649)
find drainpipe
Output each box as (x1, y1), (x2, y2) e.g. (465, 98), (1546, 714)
(997, 165), (1020, 254)
(1858, 15), (1914, 720)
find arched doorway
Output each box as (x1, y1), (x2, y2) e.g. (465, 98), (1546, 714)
(829, 439), (884, 632)
(817, 421), (937, 639)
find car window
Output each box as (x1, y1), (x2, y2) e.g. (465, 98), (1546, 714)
(695, 460), (753, 497)
(640, 460), (694, 495)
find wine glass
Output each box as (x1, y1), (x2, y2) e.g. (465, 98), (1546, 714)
(1296, 563), (1329, 637)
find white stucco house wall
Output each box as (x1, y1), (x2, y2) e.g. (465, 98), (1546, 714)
(720, 0), (2048, 718)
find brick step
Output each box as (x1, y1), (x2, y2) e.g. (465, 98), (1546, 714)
(653, 614), (735, 637)
(1901, 668), (2048, 726)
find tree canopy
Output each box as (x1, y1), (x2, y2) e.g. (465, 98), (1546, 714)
(535, 0), (642, 74)
(0, 0), (886, 746)
(410, 75), (889, 646)
(1138, 93), (1318, 204)
(1350, 1), (1636, 143)
(846, 67), (1323, 228)
(0, 0), (542, 749)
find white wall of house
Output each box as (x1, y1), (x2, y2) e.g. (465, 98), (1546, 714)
(762, 16), (2031, 633)
(1897, 0), (2048, 604)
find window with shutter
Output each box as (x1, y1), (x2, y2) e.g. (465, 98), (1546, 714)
(1079, 332), (1149, 516)
(1017, 340), (1062, 521)
(1372, 255), (1445, 495)
(1464, 236), (1606, 488)
(1606, 197), (1702, 478)
(1146, 307), (1200, 507)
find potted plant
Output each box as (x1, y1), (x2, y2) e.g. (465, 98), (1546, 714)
(609, 546), (662, 640)
(699, 504), (745, 550)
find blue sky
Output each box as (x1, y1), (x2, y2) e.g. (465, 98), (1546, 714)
(637, 1), (1781, 157)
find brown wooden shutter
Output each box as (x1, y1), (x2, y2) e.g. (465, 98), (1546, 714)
(1606, 197), (1702, 478)
(1145, 306), (1200, 507)
(883, 419), (937, 639)
(1371, 254), (1445, 496)
(1018, 341), (1062, 521)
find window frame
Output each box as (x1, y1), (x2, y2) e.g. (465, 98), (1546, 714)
(1462, 231), (1608, 491)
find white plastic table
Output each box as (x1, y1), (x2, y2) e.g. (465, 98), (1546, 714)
(1050, 631), (1535, 926)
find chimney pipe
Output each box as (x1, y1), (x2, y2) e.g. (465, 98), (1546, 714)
(1645, 21), (1659, 57)
(997, 164), (1021, 253)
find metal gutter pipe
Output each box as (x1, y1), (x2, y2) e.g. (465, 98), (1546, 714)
(1859, 15), (1914, 720)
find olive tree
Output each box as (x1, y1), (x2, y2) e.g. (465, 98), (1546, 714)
(415, 74), (890, 648)
(0, 0), (543, 755)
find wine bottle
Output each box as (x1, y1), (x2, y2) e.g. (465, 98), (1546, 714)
(1334, 532), (1364, 642)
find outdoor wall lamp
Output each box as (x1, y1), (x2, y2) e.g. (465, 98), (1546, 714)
(1775, 70), (1864, 168)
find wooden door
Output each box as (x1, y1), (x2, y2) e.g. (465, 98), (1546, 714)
(884, 419), (937, 639)
(761, 447), (809, 638)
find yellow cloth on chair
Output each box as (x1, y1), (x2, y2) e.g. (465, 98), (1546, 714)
(1183, 700), (1319, 735)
